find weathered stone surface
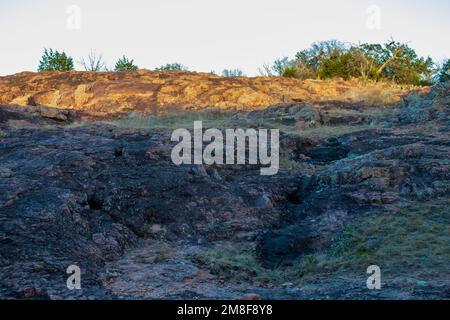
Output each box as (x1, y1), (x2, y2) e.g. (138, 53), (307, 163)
(257, 130), (450, 268)
(400, 81), (450, 124)
(0, 71), (407, 116)
(0, 110), (299, 298)
(0, 79), (448, 300)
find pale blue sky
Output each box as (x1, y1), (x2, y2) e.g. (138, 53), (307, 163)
(0, 0), (449, 76)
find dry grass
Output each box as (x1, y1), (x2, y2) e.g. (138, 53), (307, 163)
(303, 78), (411, 106)
(340, 84), (402, 106)
(108, 111), (385, 139)
(341, 80), (417, 106)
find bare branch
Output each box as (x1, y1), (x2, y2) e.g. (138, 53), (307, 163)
(79, 50), (106, 72)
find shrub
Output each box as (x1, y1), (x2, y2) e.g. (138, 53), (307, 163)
(222, 69), (244, 77)
(282, 66), (298, 78)
(293, 40), (349, 80)
(438, 59), (450, 82)
(155, 63), (188, 71)
(38, 48), (74, 72)
(114, 55), (138, 72)
(318, 52), (358, 80)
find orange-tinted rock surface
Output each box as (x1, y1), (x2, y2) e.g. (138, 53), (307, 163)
(0, 70), (408, 116)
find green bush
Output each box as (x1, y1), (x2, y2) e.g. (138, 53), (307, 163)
(318, 52), (358, 80)
(282, 66), (298, 78)
(439, 59), (449, 82)
(222, 69), (244, 77)
(114, 55), (138, 72)
(155, 63), (188, 71)
(38, 48), (74, 72)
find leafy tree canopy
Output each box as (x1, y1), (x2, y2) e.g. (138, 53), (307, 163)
(438, 59), (449, 82)
(38, 48), (74, 72)
(271, 40), (435, 85)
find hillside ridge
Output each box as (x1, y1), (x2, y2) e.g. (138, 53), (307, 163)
(0, 70), (411, 117)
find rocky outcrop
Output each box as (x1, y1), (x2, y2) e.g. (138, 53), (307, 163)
(257, 128), (450, 267)
(0, 104), (75, 123)
(399, 81), (450, 124)
(0, 108), (300, 298)
(0, 80), (448, 300)
(0, 71), (407, 117)
(256, 82), (450, 268)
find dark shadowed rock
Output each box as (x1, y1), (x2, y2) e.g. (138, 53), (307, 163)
(0, 81), (448, 299)
(0, 107), (299, 298)
(257, 128), (450, 268)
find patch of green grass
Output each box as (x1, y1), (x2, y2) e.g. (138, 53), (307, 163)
(192, 246), (297, 285)
(191, 199), (449, 286)
(300, 198), (450, 279)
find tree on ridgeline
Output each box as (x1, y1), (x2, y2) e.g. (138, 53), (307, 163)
(438, 59), (450, 82)
(271, 57), (293, 76)
(155, 63), (188, 71)
(222, 69), (245, 77)
(38, 48), (74, 72)
(114, 55), (138, 72)
(266, 39), (435, 85)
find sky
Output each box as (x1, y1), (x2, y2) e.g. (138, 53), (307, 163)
(0, 0), (449, 76)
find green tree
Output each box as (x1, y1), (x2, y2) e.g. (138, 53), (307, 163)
(352, 41), (433, 84)
(114, 55), (138, 72)
(286, 40), (434, 85)
(272, 57), (292, 76)
(293, 40), (349, 79)
(438, 59), (449, 82)
(318, 51), (358, 80)
(155, 63), (188, 71)
(38, 48), (74, 72)
(351, 43), (385, 80)
(375, 41), (433, 85)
